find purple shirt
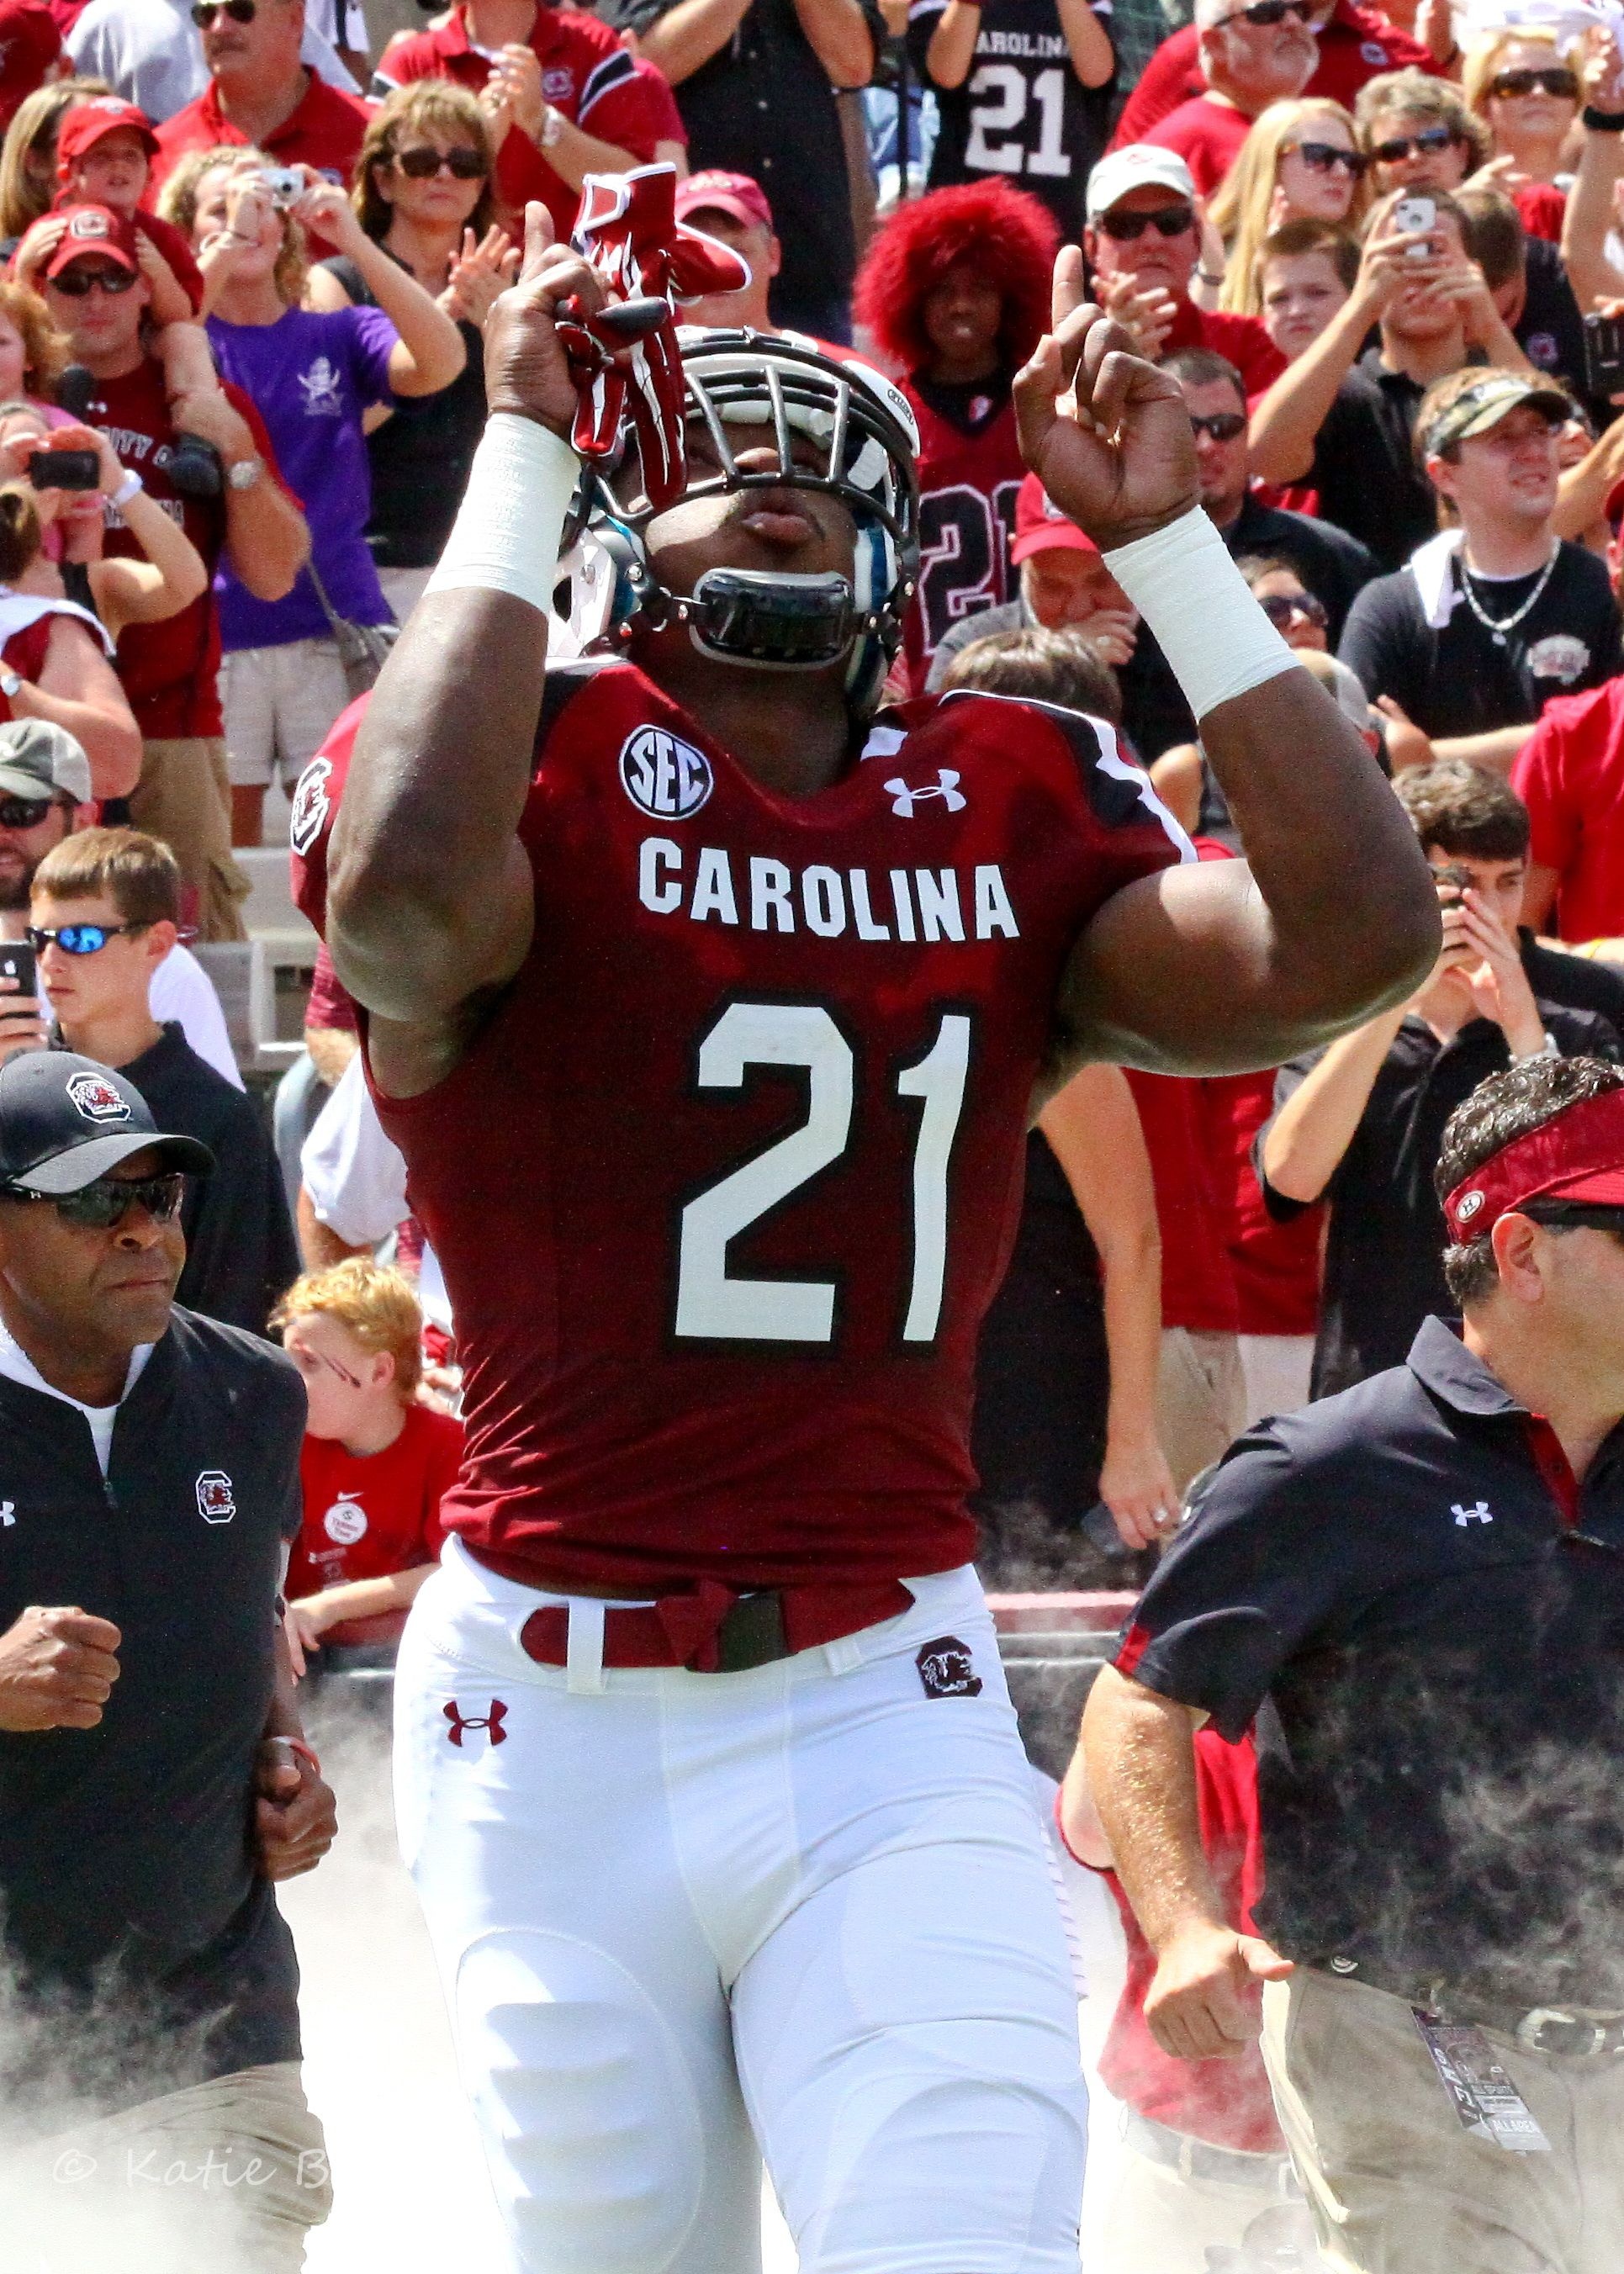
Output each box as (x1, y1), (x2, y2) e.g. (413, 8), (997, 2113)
(207, 304), (398, 651)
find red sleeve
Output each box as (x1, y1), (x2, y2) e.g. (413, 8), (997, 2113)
(132, 210), (204, 315)
(305, 940), (357, 1033)
(372, 28), (433, 84)
(1109, 23), (1199, 145)
(221, 379), (301, 508)
(289, 692), (368, 936)
(576, 40), (664, 157)
(1512, 699), (1583, 875)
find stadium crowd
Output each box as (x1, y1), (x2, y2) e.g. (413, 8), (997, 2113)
(0, 0), (1622, 2263)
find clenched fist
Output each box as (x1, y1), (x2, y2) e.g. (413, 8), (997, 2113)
(0, 1605), (122, 1732)
(484, 200), (606, 440)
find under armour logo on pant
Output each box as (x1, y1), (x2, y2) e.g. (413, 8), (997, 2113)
(1452, 1501), (1493, 1526)
(0, 1502), (12, 1528)
(885, 769), (967, 817)
(444, 1699), (509, 1748)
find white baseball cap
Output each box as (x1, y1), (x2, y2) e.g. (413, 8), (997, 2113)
(1085, 145), (1198, 224)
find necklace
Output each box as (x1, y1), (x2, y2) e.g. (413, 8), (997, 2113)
(1456, 545), (1558, 646)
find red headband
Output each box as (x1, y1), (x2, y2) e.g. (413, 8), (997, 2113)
(1442, 1085), (1624, 1243)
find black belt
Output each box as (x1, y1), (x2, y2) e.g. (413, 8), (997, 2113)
(1315, 1958), (1624, 2057)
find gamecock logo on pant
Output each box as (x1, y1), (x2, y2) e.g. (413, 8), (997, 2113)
(443, 1699), (509, 1748)
(916, 1636), (982, 1698)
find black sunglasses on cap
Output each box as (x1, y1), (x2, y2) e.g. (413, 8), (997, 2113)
(1097, 204), (1195, 241)
(0, 1170), (185, 1230)
(1189, 410), (1247, 442)
(1370, 124), (1458, 164)
(394, 144), (488, 181)
(1489, 66), (1578, 100)
(192, 0), (257, 24)
(1293, 140), (1367, 177)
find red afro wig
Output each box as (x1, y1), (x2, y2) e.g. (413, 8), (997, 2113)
(854, 179), (1061, 378)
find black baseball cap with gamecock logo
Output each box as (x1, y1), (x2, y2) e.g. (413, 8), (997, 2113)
(0, 1051), (213, 1193)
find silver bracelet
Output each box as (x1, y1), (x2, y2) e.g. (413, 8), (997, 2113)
(109, 469), (143, 509)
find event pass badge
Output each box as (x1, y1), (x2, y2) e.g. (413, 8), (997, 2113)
(1411, 2011), (1552, 2151)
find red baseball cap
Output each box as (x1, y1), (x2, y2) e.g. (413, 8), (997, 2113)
(0, 0), (60, 130)
(44, 204), (141, 280)
(1442, 1084), (1624, 1244)
(1009, 472), (1100, 566)
(674, 169), (774, 234)
(56, 98), (158, 175)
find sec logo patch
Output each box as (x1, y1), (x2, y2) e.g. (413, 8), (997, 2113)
(620, 726), (713, 820)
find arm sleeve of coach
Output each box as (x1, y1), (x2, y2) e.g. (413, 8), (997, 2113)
(1115, 1420), (1351, 1741)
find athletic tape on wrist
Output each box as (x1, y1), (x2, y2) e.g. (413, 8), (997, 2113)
(425, 412), (581, 615)
(1103, 507), (1299, 722)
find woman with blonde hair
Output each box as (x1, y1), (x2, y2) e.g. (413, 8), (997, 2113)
(0, 75), (108, 241)
(1209, 96), (1368, 315)
(161, 148), (464, 845)
(1462, 24), (1582, 238)
(307, 80), (516, 623)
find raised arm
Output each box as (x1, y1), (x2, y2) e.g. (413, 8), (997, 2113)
(1560, 48), (1624, 309)
(1055, 0), (1114, 90)
(325, 207), (602, 1093)
(1247, 213), (1413, 483)
(1015, 253), (1438, 1079)
(626, 0), (753, 86)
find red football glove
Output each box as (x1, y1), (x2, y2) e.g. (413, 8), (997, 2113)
(555, 163), (751, 511)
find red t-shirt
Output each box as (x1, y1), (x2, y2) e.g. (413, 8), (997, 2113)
(151, 72), (372, 254)
(291, 661), (1189, 1597)
(1112, 0), (1439, 146)
(901, 380), (1025, 690)
(1161, 295), (1283, 401)
(374, 4), (665, 241)
(87, 356), (290, 738)
(1214, 1064), (1322, 1336)
(1125, 1066), (1241, 1335)
(1140, 96), (1252, 198)
(1061, 1728), (1284, 2154)
(1514, 180), (1566, 246)
(286, 1402), (463, 1644)
(1511, 674), (1624, 944)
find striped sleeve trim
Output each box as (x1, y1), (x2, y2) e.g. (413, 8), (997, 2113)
(579, 45), (638, 119)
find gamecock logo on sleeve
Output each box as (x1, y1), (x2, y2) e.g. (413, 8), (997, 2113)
(195, 1470), (236, 1524)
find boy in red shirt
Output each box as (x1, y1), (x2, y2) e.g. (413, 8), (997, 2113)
(273, 1259), (463, 1662)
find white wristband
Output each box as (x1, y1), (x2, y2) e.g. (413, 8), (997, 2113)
(425, 412), (580, 616)
(109, 469), (142, 509)
(1103, 507), (1299, 722)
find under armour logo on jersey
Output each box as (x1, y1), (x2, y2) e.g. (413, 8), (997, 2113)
(1452, 1501), (1494, 1527)
(886, 769), (966, 817)
(444, 1699), (509, 1748)
(0, 1502), (13, 1528)
(916, 1636), (982, 1698)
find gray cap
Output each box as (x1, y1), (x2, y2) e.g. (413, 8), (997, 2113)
(0, 720), (92, 808)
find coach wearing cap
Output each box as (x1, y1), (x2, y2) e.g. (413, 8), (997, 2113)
(0, 1049), (336, 2268)
(1079, 1050), (1624, 2274)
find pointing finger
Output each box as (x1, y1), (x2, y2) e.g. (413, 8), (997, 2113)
(1051, 242), (1087, 333)
(519, 200), (556, 283)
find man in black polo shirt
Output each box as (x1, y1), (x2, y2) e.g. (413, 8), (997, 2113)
(1166, 348), (1378, 641)
(1080, 1053), (1624, 2274)
(1339, 368), (1622, 775)
(0, 1050), (336, 2269)
(1257, 762), (1619, 1397)
(1248, 188), (1531, 570)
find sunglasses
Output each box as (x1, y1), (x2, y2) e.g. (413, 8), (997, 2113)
(1257, 589), (1328, 628)
(1489, 66), (1578, 100)
(1097, 204), (1195, 241)
(49, 264), (137, 297)
(191, 0), (257, 23)
(394, 144), (487, 181)
(1371, 125), (1458, 164)
(0, 795), (56, 829)
(1219, 0), (1316, 24)
(1189, 410), (1247, 442)
(28, 921), (148, 955)
(1, 1170), (185, 1229)
(1293, 139), (1367, 177)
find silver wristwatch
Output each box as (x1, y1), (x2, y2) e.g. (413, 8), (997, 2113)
(540, 103), (564, 147)
(226, 457), (263, 492)
(0, 669), (22, 700)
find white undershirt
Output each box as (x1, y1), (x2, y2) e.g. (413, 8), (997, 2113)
(0, 1318), (152, 1477)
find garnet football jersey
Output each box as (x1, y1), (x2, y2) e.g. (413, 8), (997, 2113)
(292, 660), (1189, 1596)
(902, 383), (1027, 693)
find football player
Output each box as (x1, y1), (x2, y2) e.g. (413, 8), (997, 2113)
(297, 201), (1437, 2274)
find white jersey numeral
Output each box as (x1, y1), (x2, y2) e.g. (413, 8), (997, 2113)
(674, 1002), (974, 1346)
(963, 62), (1072, 179)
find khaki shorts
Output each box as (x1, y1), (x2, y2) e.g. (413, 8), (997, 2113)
(1156, 1325), (1246, 1496)
(0, 2059), (331, 2271)
(130, 734), (248, 943)
(1262, 1965), (1624, 2274)
(222, 637), (351, 792)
